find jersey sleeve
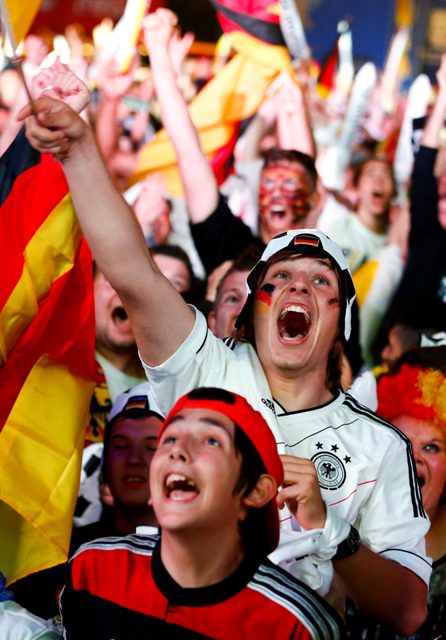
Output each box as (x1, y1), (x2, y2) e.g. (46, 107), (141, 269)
(357, 434), (432, 586)
(140, 308), (229, 416)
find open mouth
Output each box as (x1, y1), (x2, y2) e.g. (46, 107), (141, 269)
(112, 306), (128, 323)
(278, 305), (310, 340)
(268, 204), (287, 220)
(417, 475), (425, 489)
(164, 473), (198, 500)
(372, 189), (385, 202)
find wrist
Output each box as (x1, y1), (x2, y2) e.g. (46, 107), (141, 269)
(333, 524), (361, 561)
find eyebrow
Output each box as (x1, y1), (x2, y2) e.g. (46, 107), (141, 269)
(167, 414), (232, 432)
(269, 257), (334, 271)
(111, 434), (158, 441)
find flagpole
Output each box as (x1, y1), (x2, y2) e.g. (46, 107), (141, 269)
(0, 0), (36, 113)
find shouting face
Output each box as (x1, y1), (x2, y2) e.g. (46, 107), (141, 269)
(393, 415), (446, 518)
(258, 162), (316, 242)
(94, 271), (135, 355)
(253, 255), (341, 380)
(150, 408), (245, 538)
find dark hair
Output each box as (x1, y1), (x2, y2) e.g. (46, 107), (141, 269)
(261, 148), (318, 190)
(185, 387), (270, 557)
(151, 244), (194, 283)
(152, 243), (207, 304)
(395, 346), (446, 375)
(234, 250), (344, 390)
(214, 244), (263, 309)
(373, 297), (446, 365)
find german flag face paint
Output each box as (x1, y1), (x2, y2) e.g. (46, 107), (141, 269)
(258, 163), (314, 238)
(255, 283), (275, 314)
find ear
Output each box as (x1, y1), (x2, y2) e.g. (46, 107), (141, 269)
(242, 474), (277, 510)
(207, 309), (217, 334)
(309, 189), (320, 212)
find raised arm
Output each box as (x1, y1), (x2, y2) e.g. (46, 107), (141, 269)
(143, 9), (219, 223)
(275, 70), (316, 159)
(421, 53), (446, 149)
(18, 96), (194, 367)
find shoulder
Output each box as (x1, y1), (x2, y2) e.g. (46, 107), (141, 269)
(249, 558), (342, 638)
(342, 392), (412, 447)
(72, 532), (159, 562)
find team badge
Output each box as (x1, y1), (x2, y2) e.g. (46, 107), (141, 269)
(312, 447), (348, 491)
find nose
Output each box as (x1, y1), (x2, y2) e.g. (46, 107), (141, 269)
(288, 273), (309, 295)
(169, 440), (190, 463)
(127, 444), (146, 466)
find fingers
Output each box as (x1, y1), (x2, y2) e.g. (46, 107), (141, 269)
(278, 455), (326, 529)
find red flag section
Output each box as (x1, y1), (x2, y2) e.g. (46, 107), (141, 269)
(211, 0), (285, 44)
(0, 130), (97, 584)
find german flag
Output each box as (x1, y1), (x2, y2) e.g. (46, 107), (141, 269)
(3, 0), (42, 45)
(0, 129), (97, 585)
(210, 0), (285, 46)
(132, 0), (292, 194)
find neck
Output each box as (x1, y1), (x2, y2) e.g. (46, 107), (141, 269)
(160, 529), (244, 588)
(266, 366), (335, 412)
(260, 226), (274, 245)
(96, 345), (143, 376)
(112, 505), (157, 535)
(356, 205), (388, 234)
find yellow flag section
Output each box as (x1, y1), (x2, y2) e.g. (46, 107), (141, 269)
(0, 133), (97, 585)
(3, 0), (42, 45)
(132, 31), (292, 194)
(0, 360), (94, 584)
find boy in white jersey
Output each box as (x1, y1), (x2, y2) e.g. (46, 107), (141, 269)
(20, 85), (428, 634)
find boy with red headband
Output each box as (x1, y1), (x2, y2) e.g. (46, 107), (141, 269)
(60, 388), (342, 639)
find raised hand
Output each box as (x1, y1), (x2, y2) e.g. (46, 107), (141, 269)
(18, 96), (89, 160)
(143, 8), (178, 61)
(96, 57), (137, 100)
(277, 454), (326, 530)
(32, 57), (90, 114)
(132, 173), (171, 243)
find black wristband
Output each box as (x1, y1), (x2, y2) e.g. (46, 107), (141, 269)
(333, 525), (360, 560)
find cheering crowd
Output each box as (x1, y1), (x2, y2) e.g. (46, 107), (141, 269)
(1, 5), (446, 639)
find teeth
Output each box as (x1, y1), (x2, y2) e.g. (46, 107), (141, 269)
(280, 305), (309, 321)
(165, 474), (196, 489)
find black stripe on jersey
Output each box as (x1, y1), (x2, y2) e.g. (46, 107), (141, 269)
(196, 329), (209, 354)
(343, 395), (426, 519)
(222, 336), (237, 350)
(378, 548), (432, 568)
(61, 588), (214, 639)
(251, 561), (343, 639)
(274, 390), (342, 417)
(72, 533), (158, 560)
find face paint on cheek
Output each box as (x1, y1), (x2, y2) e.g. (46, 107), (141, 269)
(255, 283), (275, 314)
(288, 192), (311, 221)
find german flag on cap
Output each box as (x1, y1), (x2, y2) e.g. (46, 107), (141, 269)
(293, 234), (320, 248)
(123, 396), (149, 412)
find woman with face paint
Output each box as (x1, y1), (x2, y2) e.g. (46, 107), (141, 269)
(347, 357), (446, 640)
